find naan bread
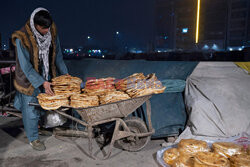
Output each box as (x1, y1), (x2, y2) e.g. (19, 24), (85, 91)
(212, 142), (243, 158)
(194, 152), (230, 167)
(178, 139), (210, 155)
(163, 148), (180, 165)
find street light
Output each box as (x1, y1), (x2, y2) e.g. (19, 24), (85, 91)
(87, 36), (91, 39)
(195, 0), (201, 43)
(116, 31), (119, 35)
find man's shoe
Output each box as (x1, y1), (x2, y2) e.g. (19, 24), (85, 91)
(30, 140), (46, 151)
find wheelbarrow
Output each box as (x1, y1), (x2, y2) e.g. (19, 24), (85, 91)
(30, 94), (155, 159)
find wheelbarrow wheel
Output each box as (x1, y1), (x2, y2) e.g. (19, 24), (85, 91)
(116, 117), (150, 152)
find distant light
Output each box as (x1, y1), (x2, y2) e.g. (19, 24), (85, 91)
(157, 50), (161, 53)
(182, 28), (188, 33)
(70, 49), (73, 52)
(195, 0), (201, 43)
(202, 44), (209, 50)
(102, 55), (105, 58)
(238, 48), (242, 51)
(116, 31), (119, 35)
(87, 36), (91, 39)
(229, 48), (233, 51)
(76, 54), (79, 57)
(164, 36), (168, 39)
(89, 54), (91, 57)
(212, 44), (218, 50)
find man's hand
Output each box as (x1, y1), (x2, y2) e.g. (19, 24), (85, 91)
(43, 81), (54, 95)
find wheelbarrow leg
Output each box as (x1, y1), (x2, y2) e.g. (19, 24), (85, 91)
(101, 119), (121, 160)
(146, 99), (153, 132)
(87, 126), (94, 159)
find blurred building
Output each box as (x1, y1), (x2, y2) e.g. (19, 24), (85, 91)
(154, 0), (176, 50)
(175, 0), (197, 51)
(155, 0), (250, 51)
(227, 0), (250, 49)
(199, 0), (228, 51)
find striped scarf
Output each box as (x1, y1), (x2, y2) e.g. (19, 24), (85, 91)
(30, 7), (52, 81)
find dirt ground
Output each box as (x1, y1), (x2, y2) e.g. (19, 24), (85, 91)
(0, 117), (166, 167)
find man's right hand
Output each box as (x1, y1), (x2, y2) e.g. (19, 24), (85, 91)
(43, 81), (54, 96)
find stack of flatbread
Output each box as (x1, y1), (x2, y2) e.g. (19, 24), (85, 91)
(162, 139), (250, 167)
(84, 77), (116, 96)
(212, 142), (244, 158)
(163, 139), (210, 167)
(115, 73), (146, 92)
(37, 93), (69, 110)
(99, 91), (130, 104)
(194, 152), (230, 167)
(52, 74), (82, 96)
(230, 154), (250, 167)
(178, 139), (210, 156)
(116, 73), (166, 98)
(70, 94), (99, 108)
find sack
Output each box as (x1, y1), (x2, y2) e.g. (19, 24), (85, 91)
(43, 111), (67, 128)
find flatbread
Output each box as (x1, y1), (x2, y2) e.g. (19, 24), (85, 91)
(99, 91), (130, 104)
(178, 139), (210, 156)
(172, 154), (194, 167)
(163, 148), (180, 165)
(212, 142), (244, 158)
(194, 152), (230, 167)
(230, 154), (250, 167)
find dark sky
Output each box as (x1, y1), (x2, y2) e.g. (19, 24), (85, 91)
(0, 0), (155, 49)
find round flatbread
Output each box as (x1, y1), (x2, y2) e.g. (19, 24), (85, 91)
(230, 154), (250, 167)
(163, 148), (180, 165)
(178, 139), (209, 155)
(212, 142), (243, 158)
(194, 152), (230, 167)
(172, 154), (194, 167)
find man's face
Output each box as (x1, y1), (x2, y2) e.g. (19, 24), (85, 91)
(35, 24), (49, 35)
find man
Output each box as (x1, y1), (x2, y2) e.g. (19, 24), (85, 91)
(12, 7), (68, 151)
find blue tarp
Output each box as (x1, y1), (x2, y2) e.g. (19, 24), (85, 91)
(65, 59), (198, 138)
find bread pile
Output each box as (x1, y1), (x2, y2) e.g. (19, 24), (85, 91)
(37, 93), (69, 110)
(163, 139), (249, 167)
(84, 77), (116, 96)
(116, 73), (166, 98)
(178, 139), (210, 156)
(194, 152), (230, 167)
(115, 73), (146, 92)
(230, 154), (250, 167)
(212, 142), (243, 158)
(99, 91), (131, 104)
(52, 74), (82, 96)
(70, 94), (99, 108)
(37, 73), (166, 110)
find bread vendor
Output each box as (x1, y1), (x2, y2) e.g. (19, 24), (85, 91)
(11, 7), (68, 151)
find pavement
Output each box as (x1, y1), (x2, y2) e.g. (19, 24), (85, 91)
(0, 117), (167, 167)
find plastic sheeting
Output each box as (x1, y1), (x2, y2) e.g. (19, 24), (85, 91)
(66, 59), (198, 138)
(184, 62), (250, 138)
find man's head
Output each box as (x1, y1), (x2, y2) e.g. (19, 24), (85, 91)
(34, 10), (52, 35)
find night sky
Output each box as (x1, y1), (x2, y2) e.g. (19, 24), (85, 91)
(0, 0), (155, 49)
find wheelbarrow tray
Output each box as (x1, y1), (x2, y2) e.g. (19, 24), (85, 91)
(74, 94), (152, 123)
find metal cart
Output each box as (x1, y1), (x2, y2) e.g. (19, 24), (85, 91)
(30, 94), (155, 159)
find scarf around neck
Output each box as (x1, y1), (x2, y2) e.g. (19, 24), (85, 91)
(30, 7), (52, 81)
